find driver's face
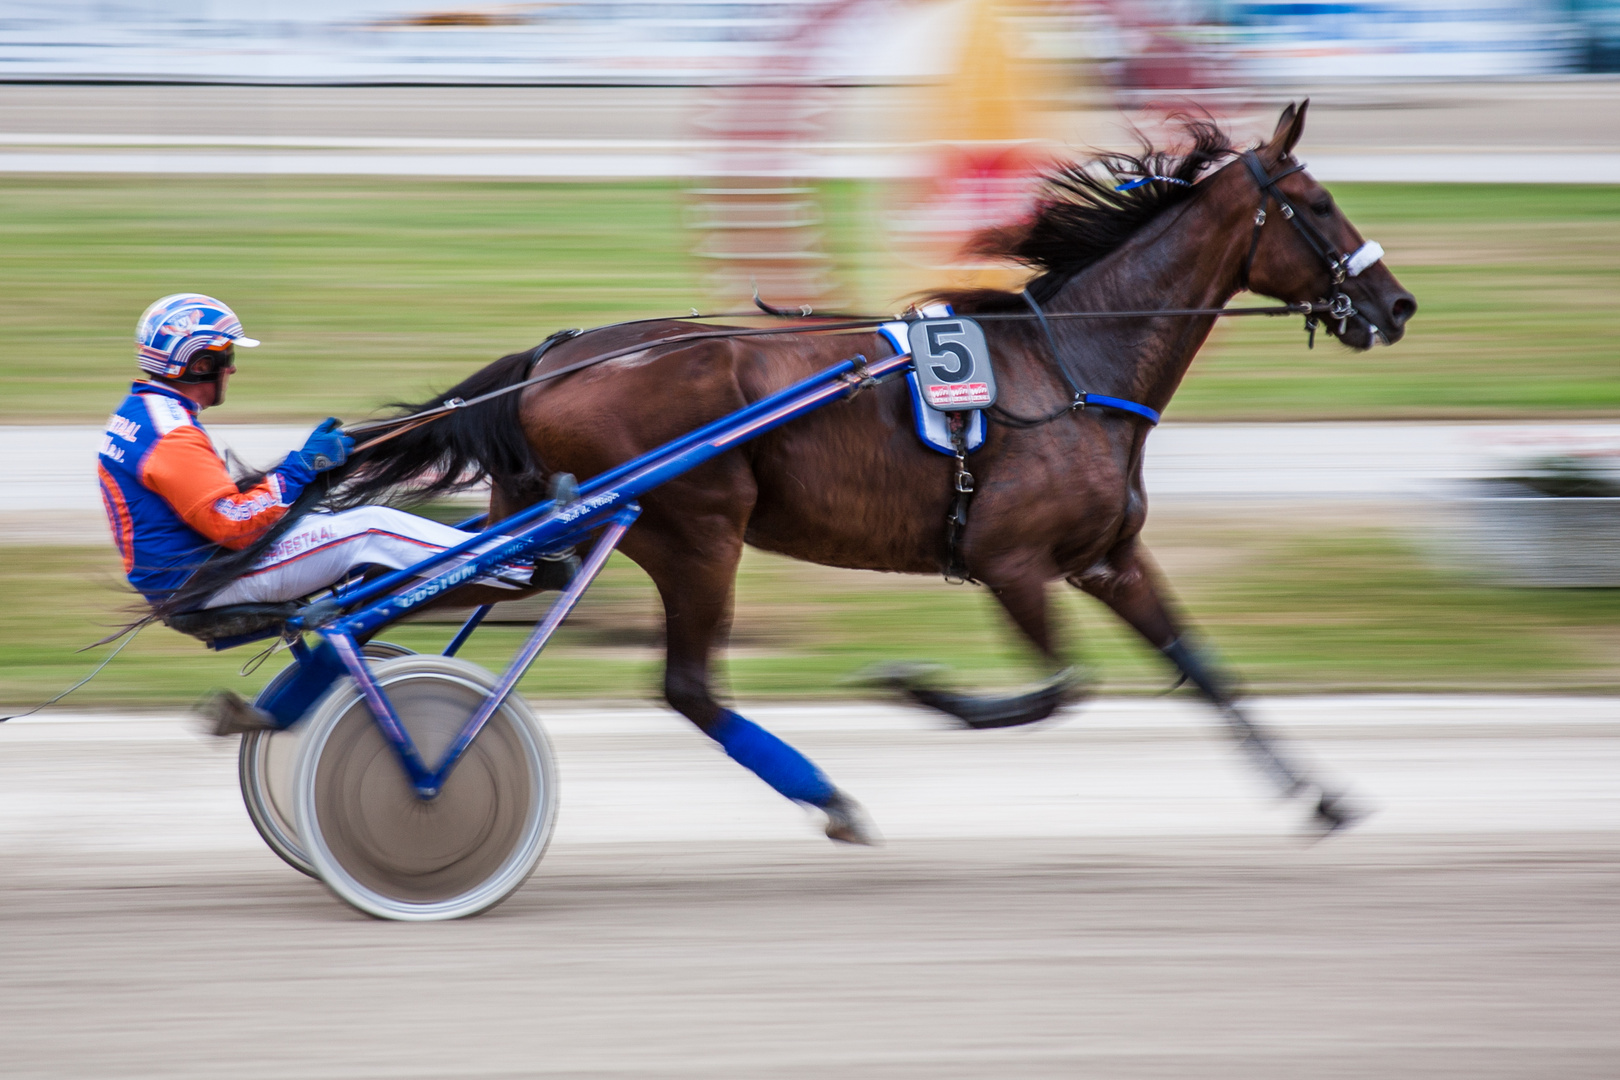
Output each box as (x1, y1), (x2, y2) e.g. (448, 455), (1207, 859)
(194, 345), (236, 408)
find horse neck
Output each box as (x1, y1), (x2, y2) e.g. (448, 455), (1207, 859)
(1043, 184), (1250, 414)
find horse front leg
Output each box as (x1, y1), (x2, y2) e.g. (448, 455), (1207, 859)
(1072, 540), (1359, 832)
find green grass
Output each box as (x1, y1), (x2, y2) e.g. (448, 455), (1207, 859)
(0, 176), (696, 423)
(4, 176), (1615, 706)
(1177, 184), (1620, 419)
(6, 522), (1618, 709)
(0, 176), (1616, 422)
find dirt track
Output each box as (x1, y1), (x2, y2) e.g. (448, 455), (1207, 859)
(4, 837), (1617, 1079)
(2, 699), (1617, 1077)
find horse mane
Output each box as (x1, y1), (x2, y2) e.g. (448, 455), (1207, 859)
(941, 116), (1236, 312)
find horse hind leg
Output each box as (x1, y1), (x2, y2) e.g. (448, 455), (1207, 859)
(631, 521), (879, 846)
(1072, 542), (1360, 833)
(874, 572), (1086, 730)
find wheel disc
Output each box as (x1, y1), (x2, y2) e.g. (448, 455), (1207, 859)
(238, 641), (412, 878)
(294, 656), (557, 921)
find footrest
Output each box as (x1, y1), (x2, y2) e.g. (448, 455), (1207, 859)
(163, 602), (299, 644)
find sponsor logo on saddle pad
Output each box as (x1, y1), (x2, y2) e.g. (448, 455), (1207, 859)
(924, 381), (993, 408)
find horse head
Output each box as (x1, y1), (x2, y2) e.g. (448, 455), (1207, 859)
(1230, 102), (1417, 349)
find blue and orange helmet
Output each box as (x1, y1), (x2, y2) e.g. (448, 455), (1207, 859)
(135, 293), (260, 380)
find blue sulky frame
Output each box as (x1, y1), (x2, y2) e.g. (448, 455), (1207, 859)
(239, 350), (906, 800)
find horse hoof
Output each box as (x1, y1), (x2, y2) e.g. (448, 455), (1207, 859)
(821, 791), (882, 847)
(1312, 790), (1364, 834)
(915, 667), (1086, 730)
(198, 689), (276, 737)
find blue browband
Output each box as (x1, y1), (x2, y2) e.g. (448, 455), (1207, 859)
(1114, 174), (1192, 192)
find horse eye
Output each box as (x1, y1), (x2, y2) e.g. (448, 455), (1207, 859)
(1312, 197), (1334, 216)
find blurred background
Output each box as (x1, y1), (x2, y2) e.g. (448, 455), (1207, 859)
(3, 8), (1619, 1077)
(1, 0), (1617, 706)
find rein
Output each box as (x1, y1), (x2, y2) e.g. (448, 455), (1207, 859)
(986, 150), (1393, 431)
(347, 150), (1383, 448)
(343, 299), (1330, 450)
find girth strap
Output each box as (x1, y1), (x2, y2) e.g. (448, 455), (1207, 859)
(944, 412), (976, 584)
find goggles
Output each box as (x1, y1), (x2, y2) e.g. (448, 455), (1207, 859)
(177, 343), (238, 384)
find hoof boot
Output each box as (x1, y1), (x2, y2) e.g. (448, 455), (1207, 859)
(1313, 790), (1364, 834)
(821, 791), (882, 847)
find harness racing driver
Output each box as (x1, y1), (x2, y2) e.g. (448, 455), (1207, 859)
(97, 294), (548, 669)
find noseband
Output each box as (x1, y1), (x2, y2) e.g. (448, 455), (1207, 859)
(1238, 150), (1386, 346)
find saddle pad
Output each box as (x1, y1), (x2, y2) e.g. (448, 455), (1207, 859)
(879, 304), (986, 457)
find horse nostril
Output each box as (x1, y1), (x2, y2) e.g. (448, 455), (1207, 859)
(1389, 294), (1417, 329)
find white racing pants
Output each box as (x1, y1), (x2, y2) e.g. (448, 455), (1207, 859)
(203, 505), (527, 608)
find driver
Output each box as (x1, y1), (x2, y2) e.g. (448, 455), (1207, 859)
(97, 293), (535, 614)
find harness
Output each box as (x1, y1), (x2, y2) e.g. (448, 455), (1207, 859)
(927, 152), (1385, 581)
(339, 149), (1386, 585)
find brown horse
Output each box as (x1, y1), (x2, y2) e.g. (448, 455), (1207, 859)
(338, 102), (1415, 838)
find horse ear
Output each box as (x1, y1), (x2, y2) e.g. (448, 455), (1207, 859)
(1269, 100), (1308, 157)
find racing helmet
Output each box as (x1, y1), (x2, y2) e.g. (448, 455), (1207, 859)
(135, 293), (260, 380)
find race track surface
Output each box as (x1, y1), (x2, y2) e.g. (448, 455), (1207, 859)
(2, 697), (1617, 1078)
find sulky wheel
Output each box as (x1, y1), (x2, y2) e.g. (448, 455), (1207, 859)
(292, 655), (557, 921)
(238, 640), (413, 878)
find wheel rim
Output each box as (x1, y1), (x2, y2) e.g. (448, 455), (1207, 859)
(294, 656), (556, 921)
(239, 641), (412, 878)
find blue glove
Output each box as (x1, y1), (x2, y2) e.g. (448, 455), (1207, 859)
(288, 417), (354, 474)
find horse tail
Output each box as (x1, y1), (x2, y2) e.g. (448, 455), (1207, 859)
(149, 347), (549, 619)
(333, 348), (549, 510)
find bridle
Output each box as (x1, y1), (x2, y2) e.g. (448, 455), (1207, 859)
(1238, 150), (1386, 348)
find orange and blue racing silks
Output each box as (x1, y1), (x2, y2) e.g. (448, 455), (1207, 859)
(97, 382), (317, 601)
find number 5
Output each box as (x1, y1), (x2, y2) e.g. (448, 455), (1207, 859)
(925, 322), (973, 382)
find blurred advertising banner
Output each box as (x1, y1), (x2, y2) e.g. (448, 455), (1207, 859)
(1, 0), (1609, 83)
(0, 0), (914, 84)
(1219, 0), (1588, 81)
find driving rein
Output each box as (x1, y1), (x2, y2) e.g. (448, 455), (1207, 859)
(348, 151), (1384, 450)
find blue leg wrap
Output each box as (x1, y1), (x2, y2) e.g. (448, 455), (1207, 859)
(712, 711), (836, 807)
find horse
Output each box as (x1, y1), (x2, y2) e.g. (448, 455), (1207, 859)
(272, 103), (1419, 837)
